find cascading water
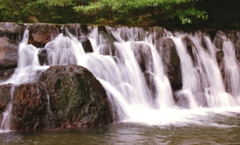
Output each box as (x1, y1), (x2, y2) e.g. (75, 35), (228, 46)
(171, 32), (238, 108)
(0, 86), (15, 132)
(220, 33), (240, 98)
(85, 27), (175, 122)
(0, 26), (49, 132)
(1, 25), (240, 132)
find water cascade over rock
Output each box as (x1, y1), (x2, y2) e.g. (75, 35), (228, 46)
(0, 23), (240, 131)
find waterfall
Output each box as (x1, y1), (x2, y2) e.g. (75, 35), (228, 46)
(1, 25), (240, 131)
(0, 26), (49, 132)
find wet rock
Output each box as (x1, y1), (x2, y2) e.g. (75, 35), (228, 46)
(216, 50), (225, 78)
(98, 43), (118, 57)
(174, 91), (190, 109)
(0, 37), (18, 68)
(96, 26), (119, 56)
(0, 23), (23, 42)
(28, 24), (58, 48)
(114, 26), (148, 41)
(0, 23), (22, 35)
(98, 26), (109, 34)
(65, 24), (91, 37)
(144, 72), (156, 99)
(98, 26), (117, 42)
(160, 38), (182, 92)
(0, 64), (113, 130)
(225, 31), (240, 62)
(182, 36), (198, 62)
(132, 42), (156, 97)
(133, 42), (153, 73)
(214, 31), (225, 51)
(11, 83), (48, 130)
(39, 65), (113, 128)
(175, 90), (208, 109)
(0, 68), (15, 81)
(81, 37), (93, 53)
(38, 48), (48, 66)
(0, 84), (12, 112)
(151, 26), (165, 41)
(213, 31), (226, 80)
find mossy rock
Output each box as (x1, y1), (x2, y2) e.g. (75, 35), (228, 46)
(39, 64), (113, 128)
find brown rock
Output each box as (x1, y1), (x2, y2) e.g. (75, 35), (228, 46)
(81, 37), (93, 53)
(38, 48), (48, 66)
(11, 83), (48, 130)
(0, 84), (12, 112)
(0, 68), (15, 81)
(39, 64), (113, 128)
(182, 36), (198, 62)
(160, 38), (182, 92)
(28, 24), (58, 48)
(0, 23), (22, 35)
(0, 37), (18, 68)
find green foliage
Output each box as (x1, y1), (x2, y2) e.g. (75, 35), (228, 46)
(74, 0), (207, 25)
(0, 0), (240, 29)
(38, 0), (74, 6)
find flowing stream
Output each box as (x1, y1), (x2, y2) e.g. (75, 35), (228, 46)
(0, 25), (240, 144)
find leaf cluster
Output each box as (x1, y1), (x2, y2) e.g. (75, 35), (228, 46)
(74, 0), (207, 25)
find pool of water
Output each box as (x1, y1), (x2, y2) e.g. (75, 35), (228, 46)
(1, 112), (240, 145)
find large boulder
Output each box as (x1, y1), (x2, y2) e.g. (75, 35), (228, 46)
(28, 24), (59, 48)
(0, 65), (113, 130)
(39, 65), (113, 128)
(0, 37), (19, 68)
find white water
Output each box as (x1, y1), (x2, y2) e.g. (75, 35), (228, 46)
(0, 27), (49, 132)
(1, 25), (240, 132)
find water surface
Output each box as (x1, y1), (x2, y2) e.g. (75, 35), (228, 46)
(1, 112), (240, 145)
